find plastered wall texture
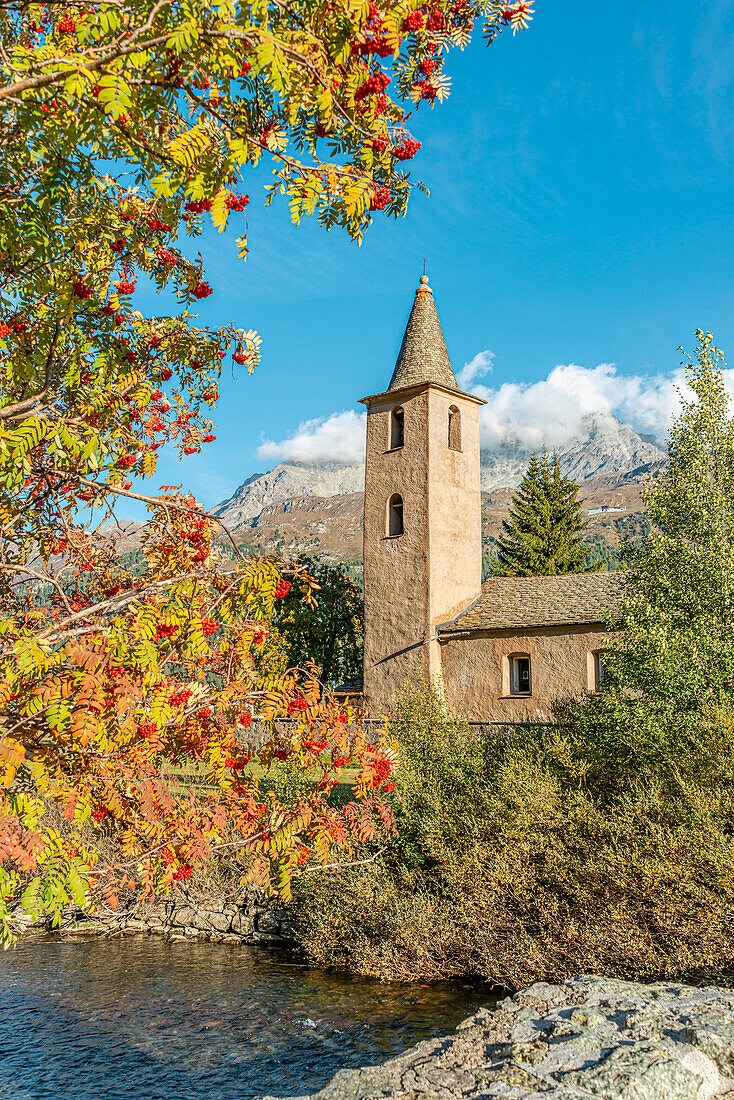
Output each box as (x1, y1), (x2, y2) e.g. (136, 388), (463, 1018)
(361, 382), (485, 714)
(439, 624), (611, 722)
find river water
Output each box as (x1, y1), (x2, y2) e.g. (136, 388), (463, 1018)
(0, 935), (496, 1099)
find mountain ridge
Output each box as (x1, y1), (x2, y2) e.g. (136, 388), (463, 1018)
(214, 411), (665, 528)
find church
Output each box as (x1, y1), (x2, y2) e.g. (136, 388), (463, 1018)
(355, 274), (622, 721)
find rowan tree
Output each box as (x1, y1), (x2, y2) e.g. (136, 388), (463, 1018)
(0, 0), (534, 939)
(492, 451), (599, 576)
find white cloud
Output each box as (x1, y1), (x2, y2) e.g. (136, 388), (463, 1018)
(255, 358), (734, 466)
(457, 349), (495, 390)
(469, 361), (693, 450)
(256, 410), (366, 465)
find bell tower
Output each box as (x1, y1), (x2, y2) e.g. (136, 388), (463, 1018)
(360, 274), (485, 715)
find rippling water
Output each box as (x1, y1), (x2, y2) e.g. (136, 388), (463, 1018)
(0, 935), (496, 1099)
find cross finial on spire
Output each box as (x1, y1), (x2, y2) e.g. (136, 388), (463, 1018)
(423, 256), (426, 276)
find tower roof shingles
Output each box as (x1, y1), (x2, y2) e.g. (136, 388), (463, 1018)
(388, 275), (459, 392)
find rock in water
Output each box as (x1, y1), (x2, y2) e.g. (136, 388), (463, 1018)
(264, 975), (734, 1099)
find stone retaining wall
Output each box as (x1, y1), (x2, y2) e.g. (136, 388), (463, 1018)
(11, 890), (299, 950)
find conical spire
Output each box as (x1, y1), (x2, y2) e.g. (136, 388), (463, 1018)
(388, 274), (459, 392)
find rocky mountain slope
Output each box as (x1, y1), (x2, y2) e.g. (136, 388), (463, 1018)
(215, 412), (666, 572)
(214, 411), (665, 527)
(229, 468), (660, 574)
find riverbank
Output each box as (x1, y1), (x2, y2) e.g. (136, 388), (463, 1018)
(269, 975), (734, 1099)
(10, 888), (299, 952)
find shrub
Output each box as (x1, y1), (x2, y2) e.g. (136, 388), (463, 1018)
(293, 688), (734, 987)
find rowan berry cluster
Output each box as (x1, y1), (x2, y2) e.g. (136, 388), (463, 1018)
(72, 279), (92, 299)
(146, 215), (171, 233)
(275, 580), (291, 598)
(201, 617), (217, 636)
(191, 281), (212, 299)
(374, 758), (393, 782)
(169, 688), (194, 707)
(353, 35), (392, 57)
(225, 193), (250, 211)
(185, 199), (212, 215)
(392, 138), (422, 160)
(416, 80), (438, 100)
(303, 737), (328, 752)
(371, 187), (391, 210)
(355, 69), (390, 102)
(172, 865), (193, 881)
(402, 11), (424, 31)
(0, 319), (27, 336)
(115, 278), (137, 295)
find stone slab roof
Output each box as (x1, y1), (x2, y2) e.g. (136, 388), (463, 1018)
(438, 571), (625, 634)
(388, 275), (459, 392)
(333, 675), (364, 695)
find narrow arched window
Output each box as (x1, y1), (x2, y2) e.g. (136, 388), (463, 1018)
(448, 405), (462, 451)
(387, 494), (404, 536)
(390, 406), (404, 450)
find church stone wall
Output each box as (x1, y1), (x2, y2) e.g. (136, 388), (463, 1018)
(439, 624), (609, 722)
(426, 387), (483, 628)
(362, 390), (432, 713)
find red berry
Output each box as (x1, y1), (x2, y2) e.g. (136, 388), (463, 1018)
(184, 199), (212, 214)
(72, 278), (92, 299)
(402, 10), (424, 31)
(225, 192), (250, 211)
(370, 187), (391, 210)
(392, 137), (421, 160)
(190, 281), (212, 299)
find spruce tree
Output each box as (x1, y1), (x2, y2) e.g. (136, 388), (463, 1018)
(492, 451), (600, 576)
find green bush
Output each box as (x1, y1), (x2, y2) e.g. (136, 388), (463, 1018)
(292, 687), (734, 987)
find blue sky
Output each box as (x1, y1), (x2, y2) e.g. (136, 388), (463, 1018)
(133, 0), (734, 512)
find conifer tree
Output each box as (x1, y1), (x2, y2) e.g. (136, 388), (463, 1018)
(491, 451), (600, 576)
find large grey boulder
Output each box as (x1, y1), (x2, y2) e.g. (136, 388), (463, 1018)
(266, 975), (734, 1100)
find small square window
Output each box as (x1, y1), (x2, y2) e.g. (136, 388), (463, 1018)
(510, 656), (531, 696)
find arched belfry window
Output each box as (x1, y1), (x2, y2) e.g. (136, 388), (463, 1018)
(390, 406), (405, 450)
(448, 405), (462, 451)
(387, 494), (404, 537)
